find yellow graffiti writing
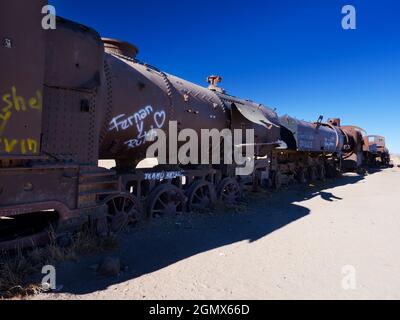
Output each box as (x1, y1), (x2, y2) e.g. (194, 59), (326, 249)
(0, 138), (39, 155)
(0, 111), (11, 135)
(4, 138), (18, 153)
(27, 138), (38, 154)
(2, 87), (42, 112)
(0, 87), (42, 135)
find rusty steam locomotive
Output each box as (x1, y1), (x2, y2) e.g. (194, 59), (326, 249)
(0, 1), (391, 250)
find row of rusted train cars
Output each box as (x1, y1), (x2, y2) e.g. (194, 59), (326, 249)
(0, 1), (391, 249)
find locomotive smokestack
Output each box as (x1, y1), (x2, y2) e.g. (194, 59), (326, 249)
(102, 38), (139, 59)
(207, 75), (225, 94)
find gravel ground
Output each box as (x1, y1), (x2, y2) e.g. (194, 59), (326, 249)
(33, 166), (400, 300)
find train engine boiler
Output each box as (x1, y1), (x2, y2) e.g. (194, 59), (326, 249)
(270, 115), (345, 189)
(327, 118), (367, 172)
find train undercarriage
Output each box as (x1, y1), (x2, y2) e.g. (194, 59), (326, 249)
(0, 151), (344, 251)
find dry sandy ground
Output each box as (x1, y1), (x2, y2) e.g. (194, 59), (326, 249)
(33, 166), (400, 300)
(392, 154), (400, 166)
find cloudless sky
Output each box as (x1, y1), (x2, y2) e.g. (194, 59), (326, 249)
(50, 0), (400, 153)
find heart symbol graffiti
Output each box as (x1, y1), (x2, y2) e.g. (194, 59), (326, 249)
(154, 111), (166, 129)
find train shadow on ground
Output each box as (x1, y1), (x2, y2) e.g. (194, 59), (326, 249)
(51, 172), (369, 296)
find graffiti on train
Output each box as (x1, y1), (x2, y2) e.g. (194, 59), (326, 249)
(0, 137), (39, 155)
(108, 105), (166, 150)
(0, 86), (42, 136)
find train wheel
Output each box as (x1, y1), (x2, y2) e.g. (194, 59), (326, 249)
(217, 178), (241, 204)
(318, 165), (326, 181)
(147, 184), (187, 219)
(308, 167), (318, 182)
(187, 180), (217, 212)
(271, 171), (283, 190)
(104, 193), (143, 235)
(296, 168), (307, 184)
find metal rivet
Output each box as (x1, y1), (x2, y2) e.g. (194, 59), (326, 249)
(24, 182), (33, 192)
(2, 38), (12, 48)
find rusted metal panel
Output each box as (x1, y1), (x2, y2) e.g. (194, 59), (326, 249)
(232, 101), (278, 129)
(219, 94), (281, 155)
(102, 38), (139, 59)
(41, 86), (98, 163)
(44, 18), (103, 89)
(0, 166), (79, 209)
(41, 17), (104, 164)
(0, 0), (47, 158)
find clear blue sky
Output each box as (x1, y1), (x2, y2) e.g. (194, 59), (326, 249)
(50, 0), (400, 153)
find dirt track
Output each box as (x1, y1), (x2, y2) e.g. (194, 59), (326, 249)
(33, 166), (400, 300)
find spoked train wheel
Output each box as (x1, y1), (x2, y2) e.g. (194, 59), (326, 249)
(217, 178), (241, 205)
(187, 180), (217, 212)
(104, 193), (143, 235)
(147, 184), (187, 219)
